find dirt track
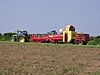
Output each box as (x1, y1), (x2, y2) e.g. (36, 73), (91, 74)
(0, 42), (100, 75)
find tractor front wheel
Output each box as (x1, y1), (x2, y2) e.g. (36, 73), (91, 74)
(11, 36), (16, 42)
(11, 38), (15, 42)
(18, 37), (26, 42)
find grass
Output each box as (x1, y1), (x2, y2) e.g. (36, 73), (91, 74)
(89, 71), (100, 75)
(63, 64), (84, 75)
(0, 41), (100, 48)
(63, 66), (79, 73)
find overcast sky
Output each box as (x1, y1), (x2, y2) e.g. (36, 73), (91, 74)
(0, 0), (100, 35)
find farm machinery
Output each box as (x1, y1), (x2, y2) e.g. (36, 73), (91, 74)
(11, 25), (89, 45)
(30, 34), (63, 43)
(11, 30), (63, 43)
(62, 25), (89, 45)
(11, 31), (30, 42)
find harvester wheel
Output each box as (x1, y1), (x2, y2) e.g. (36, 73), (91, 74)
(18, 37), (26, 42)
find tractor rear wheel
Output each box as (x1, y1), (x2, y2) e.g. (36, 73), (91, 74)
(18, 37), (26, 42)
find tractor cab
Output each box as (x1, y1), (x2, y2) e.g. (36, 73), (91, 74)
(47, 30), (57, 35)
(17, 31), (28, 36)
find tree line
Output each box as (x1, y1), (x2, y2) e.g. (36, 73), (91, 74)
(0, 32), (16, 41)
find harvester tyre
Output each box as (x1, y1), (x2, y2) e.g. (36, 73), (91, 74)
(18, 37), (26, 43)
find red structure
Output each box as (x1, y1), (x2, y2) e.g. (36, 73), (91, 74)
(30, 34), (63, 43)
(76, 33), (89, 45)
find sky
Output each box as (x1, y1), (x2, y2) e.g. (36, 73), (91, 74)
(0, 0), (100, 35)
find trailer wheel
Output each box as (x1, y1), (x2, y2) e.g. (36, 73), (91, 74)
(76, 41), (83, 45)
(18, 37), (26, 42)
(79, 41), (85, 45)
(83, 42), (87, 45)
(75, 41), (78, 45)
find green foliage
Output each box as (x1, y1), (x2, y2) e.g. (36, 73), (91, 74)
(0, 33), (16, 41)
(63, 66), (80, 75)
(89, 36), (95, 40)
(88, 36), (100, 45)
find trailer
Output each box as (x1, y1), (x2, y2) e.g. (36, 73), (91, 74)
(76, 33), (89, 45)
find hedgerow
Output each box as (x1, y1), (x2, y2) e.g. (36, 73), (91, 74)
(88, 36), (100, 45)
(0, 33), (15, 41)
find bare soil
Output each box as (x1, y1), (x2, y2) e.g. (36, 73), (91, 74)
(0, 42), (100, 75)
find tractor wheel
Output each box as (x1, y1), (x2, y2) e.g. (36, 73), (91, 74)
(18, 37), (26, 42)
(11, 38), (15, 42)
(11, 36), (16, 42)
